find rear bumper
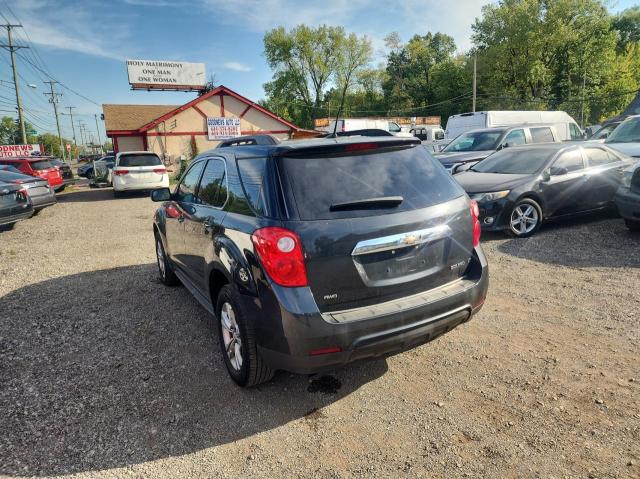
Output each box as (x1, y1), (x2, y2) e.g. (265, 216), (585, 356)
(113, 177), (169, 191)
(615, 186), (640, 221)
(30, 191), (57, 209)
(251, 246), (489, 374)
(0, 208), (33, 226)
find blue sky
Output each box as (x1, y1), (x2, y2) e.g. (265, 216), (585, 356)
(0, 0), (636, 141)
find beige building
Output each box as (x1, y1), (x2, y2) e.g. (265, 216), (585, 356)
(103, 85), (300, 161)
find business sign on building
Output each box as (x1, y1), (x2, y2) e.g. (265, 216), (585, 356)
(207, 117), (241, 140)
(126, 59), (206, 91)
(0, 144), (42, 158)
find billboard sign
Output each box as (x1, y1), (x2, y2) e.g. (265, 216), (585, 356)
(207, 117), (241, 140)
(0, 144), (42, 158)
(126, 59), (206, 91)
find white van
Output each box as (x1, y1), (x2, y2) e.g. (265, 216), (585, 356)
(445, 111), (583, 141)
(325, 118), (411, 136)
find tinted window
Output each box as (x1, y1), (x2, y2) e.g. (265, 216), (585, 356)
(530, 127), (554, 143)
(279, 146), (463, 220)
(472, 148), (556, 174)
(30, 160), (54, 170)
(435, 130), (444, 140)
(584, 147), (614, 167)
(606, 117), (640, 143)
(443, 131), (503, 152)
(118, 154), (162, 167)
(388, 122), (401, 133)
(198, 159), (227, 207)
(237, 158), (270, 216)
(553, 150), (584, 173)
(569, 123), (582, 140)
(175, 161), (205, 203)
(504, 129), (525, 146)
(591, 124), (617, 140)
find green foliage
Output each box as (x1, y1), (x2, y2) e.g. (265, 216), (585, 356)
(0, 116), (37, 144)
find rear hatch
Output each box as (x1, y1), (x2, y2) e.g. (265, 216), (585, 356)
(114, 153), (165, 184)
(0, 183), (30, 216)
(276, 142), (474, 312)
(30, 160), (63, 187)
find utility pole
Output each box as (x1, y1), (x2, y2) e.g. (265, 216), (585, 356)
(65, 106), (77, 148)
(94, 114), (102, 152)
(0, 24), (28, 144)
(580, 71), (586, 128)
(43, 81), (65, 160)
(472, 54), (477, 113)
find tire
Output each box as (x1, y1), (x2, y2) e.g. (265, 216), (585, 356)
(216, 284), (274, 387)
(155, 236), (179, 286)
(113, 190), (123, 198)
(86, 170), (94, 179)
(625, 219), (640, 232)
(508, 198), (543, 238)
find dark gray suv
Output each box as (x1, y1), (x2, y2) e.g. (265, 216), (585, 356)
(151, 136), (489, 387)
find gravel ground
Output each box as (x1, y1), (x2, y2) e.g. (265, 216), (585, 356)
(0, 184), (638, 479)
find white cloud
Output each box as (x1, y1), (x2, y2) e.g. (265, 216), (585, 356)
(223, 61), (253, 72)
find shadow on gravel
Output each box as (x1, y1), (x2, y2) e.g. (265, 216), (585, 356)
(57, 188), (152, 203)
(0, 264), (387, 476)
(496, 217), (640, 268)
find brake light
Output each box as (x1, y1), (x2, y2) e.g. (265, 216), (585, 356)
(470, 200), (481, 247)
(309, 346), (342, 356)
(345, 142), (379, 152)
(113, 169), (129, 176)
(16, 188), (28, 201)
(251, 227), (308, 287)
(153, 168), (167, 174)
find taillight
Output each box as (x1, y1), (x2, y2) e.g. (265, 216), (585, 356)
(153, 168), (167, 174)
(113, 169), (129, 176)
(16, 188), (28, 201)
(345, 142), (378, 152)
(251, 227), (308, 287)
(470, 200), (481, 247)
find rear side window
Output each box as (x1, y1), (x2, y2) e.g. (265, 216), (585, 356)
(584, 147), (614, 167)
(530, 127), (554, 143)
(197, 159), (227, 207)
(237, 158), (270, 216)
(279, 146), (464, 220)
(30, 160), (54, 170)
(118, 154), (162, 167)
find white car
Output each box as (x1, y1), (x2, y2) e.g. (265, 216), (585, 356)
(112, 151), (169, 197)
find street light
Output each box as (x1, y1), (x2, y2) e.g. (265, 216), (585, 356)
(27, 84), (37, 89)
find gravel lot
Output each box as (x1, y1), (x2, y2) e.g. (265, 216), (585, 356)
(1, 184), (638, 478)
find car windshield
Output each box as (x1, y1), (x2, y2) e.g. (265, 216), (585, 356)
(590, 123), (619, 140)
(118, 154), (162, 167)
(606, 117), (640, 143)
(471, 147), (556, 174)
(30, 160), (54, 170)
(442, 130), (503, 152)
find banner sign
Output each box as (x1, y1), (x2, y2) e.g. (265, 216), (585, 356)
(313, 116), (441, 128)
(0, 144), (42, 158)
(207, 117), (241, 140)
(126, 59), (206, 91)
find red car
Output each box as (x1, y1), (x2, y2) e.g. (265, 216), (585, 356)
(0, 157), (64, 191)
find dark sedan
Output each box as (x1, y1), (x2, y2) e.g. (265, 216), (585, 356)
(0, 180), (33, 229)
(615, 162), (640, 232)
(50, 158), (74, 182)
(78, 155), (115, 178)
(0, 165), (56, 211)
(455, 143), (633, 237)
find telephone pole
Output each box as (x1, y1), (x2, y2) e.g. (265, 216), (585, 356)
(472, 54), (477, 113)
(44, 81), (65, 160)
(0, 24), (29, 144)
(94, 114), (102, 152)
(76, 120), (84, 146)
(65, 106), (77, 147)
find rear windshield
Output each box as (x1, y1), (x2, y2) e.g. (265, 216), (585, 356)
(30, 160), (54, 170)
(118, 154), (162, 167)
(278, 146), (464, 220)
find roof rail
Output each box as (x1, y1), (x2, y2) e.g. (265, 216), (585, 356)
(321, 128), (394, 138)
(216, 134), (281, 148)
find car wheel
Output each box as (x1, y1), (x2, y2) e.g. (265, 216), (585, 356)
(508, 198), (542, 238)
(155, 236), (179, 286)
(624, 219), (640, 232)
(86, 170), (94, 179)
(216, 284), (274, 387)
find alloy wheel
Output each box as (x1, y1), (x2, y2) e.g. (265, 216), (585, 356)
(220, 302), (243, 371)
(510, 204), (539, 235)
(156, 240), (166, 279)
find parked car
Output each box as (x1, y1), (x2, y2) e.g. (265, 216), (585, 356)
(445, 110), (583, 141)
(614, 161), (640, 232)
(321, 118), (412, 137)
(0, 157), (64, 191)
(454, 143), (633, 237)
(604, 115), (640, 158)
(586, 121), (622, 141)
(0, 165), (56, 211)
(0, 180), (33, 229)
(151, 136), (488, 387)
(112, 151), (168, 196)
(435, 125), (562, 174)
(77, 155), (115, 178)
(49, 158), (74, 184)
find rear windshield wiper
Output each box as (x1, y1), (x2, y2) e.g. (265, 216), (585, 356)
(330, 196), (403, 212)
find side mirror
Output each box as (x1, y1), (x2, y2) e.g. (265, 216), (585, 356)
(549, 166), (568, 177)
(151, 187), (171, 202)
(541, 169), (551, 182)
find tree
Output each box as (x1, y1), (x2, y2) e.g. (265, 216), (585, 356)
(37, 133), (71, 157)
(613, 7), (640, 52)
(0, 116), (37, 144)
